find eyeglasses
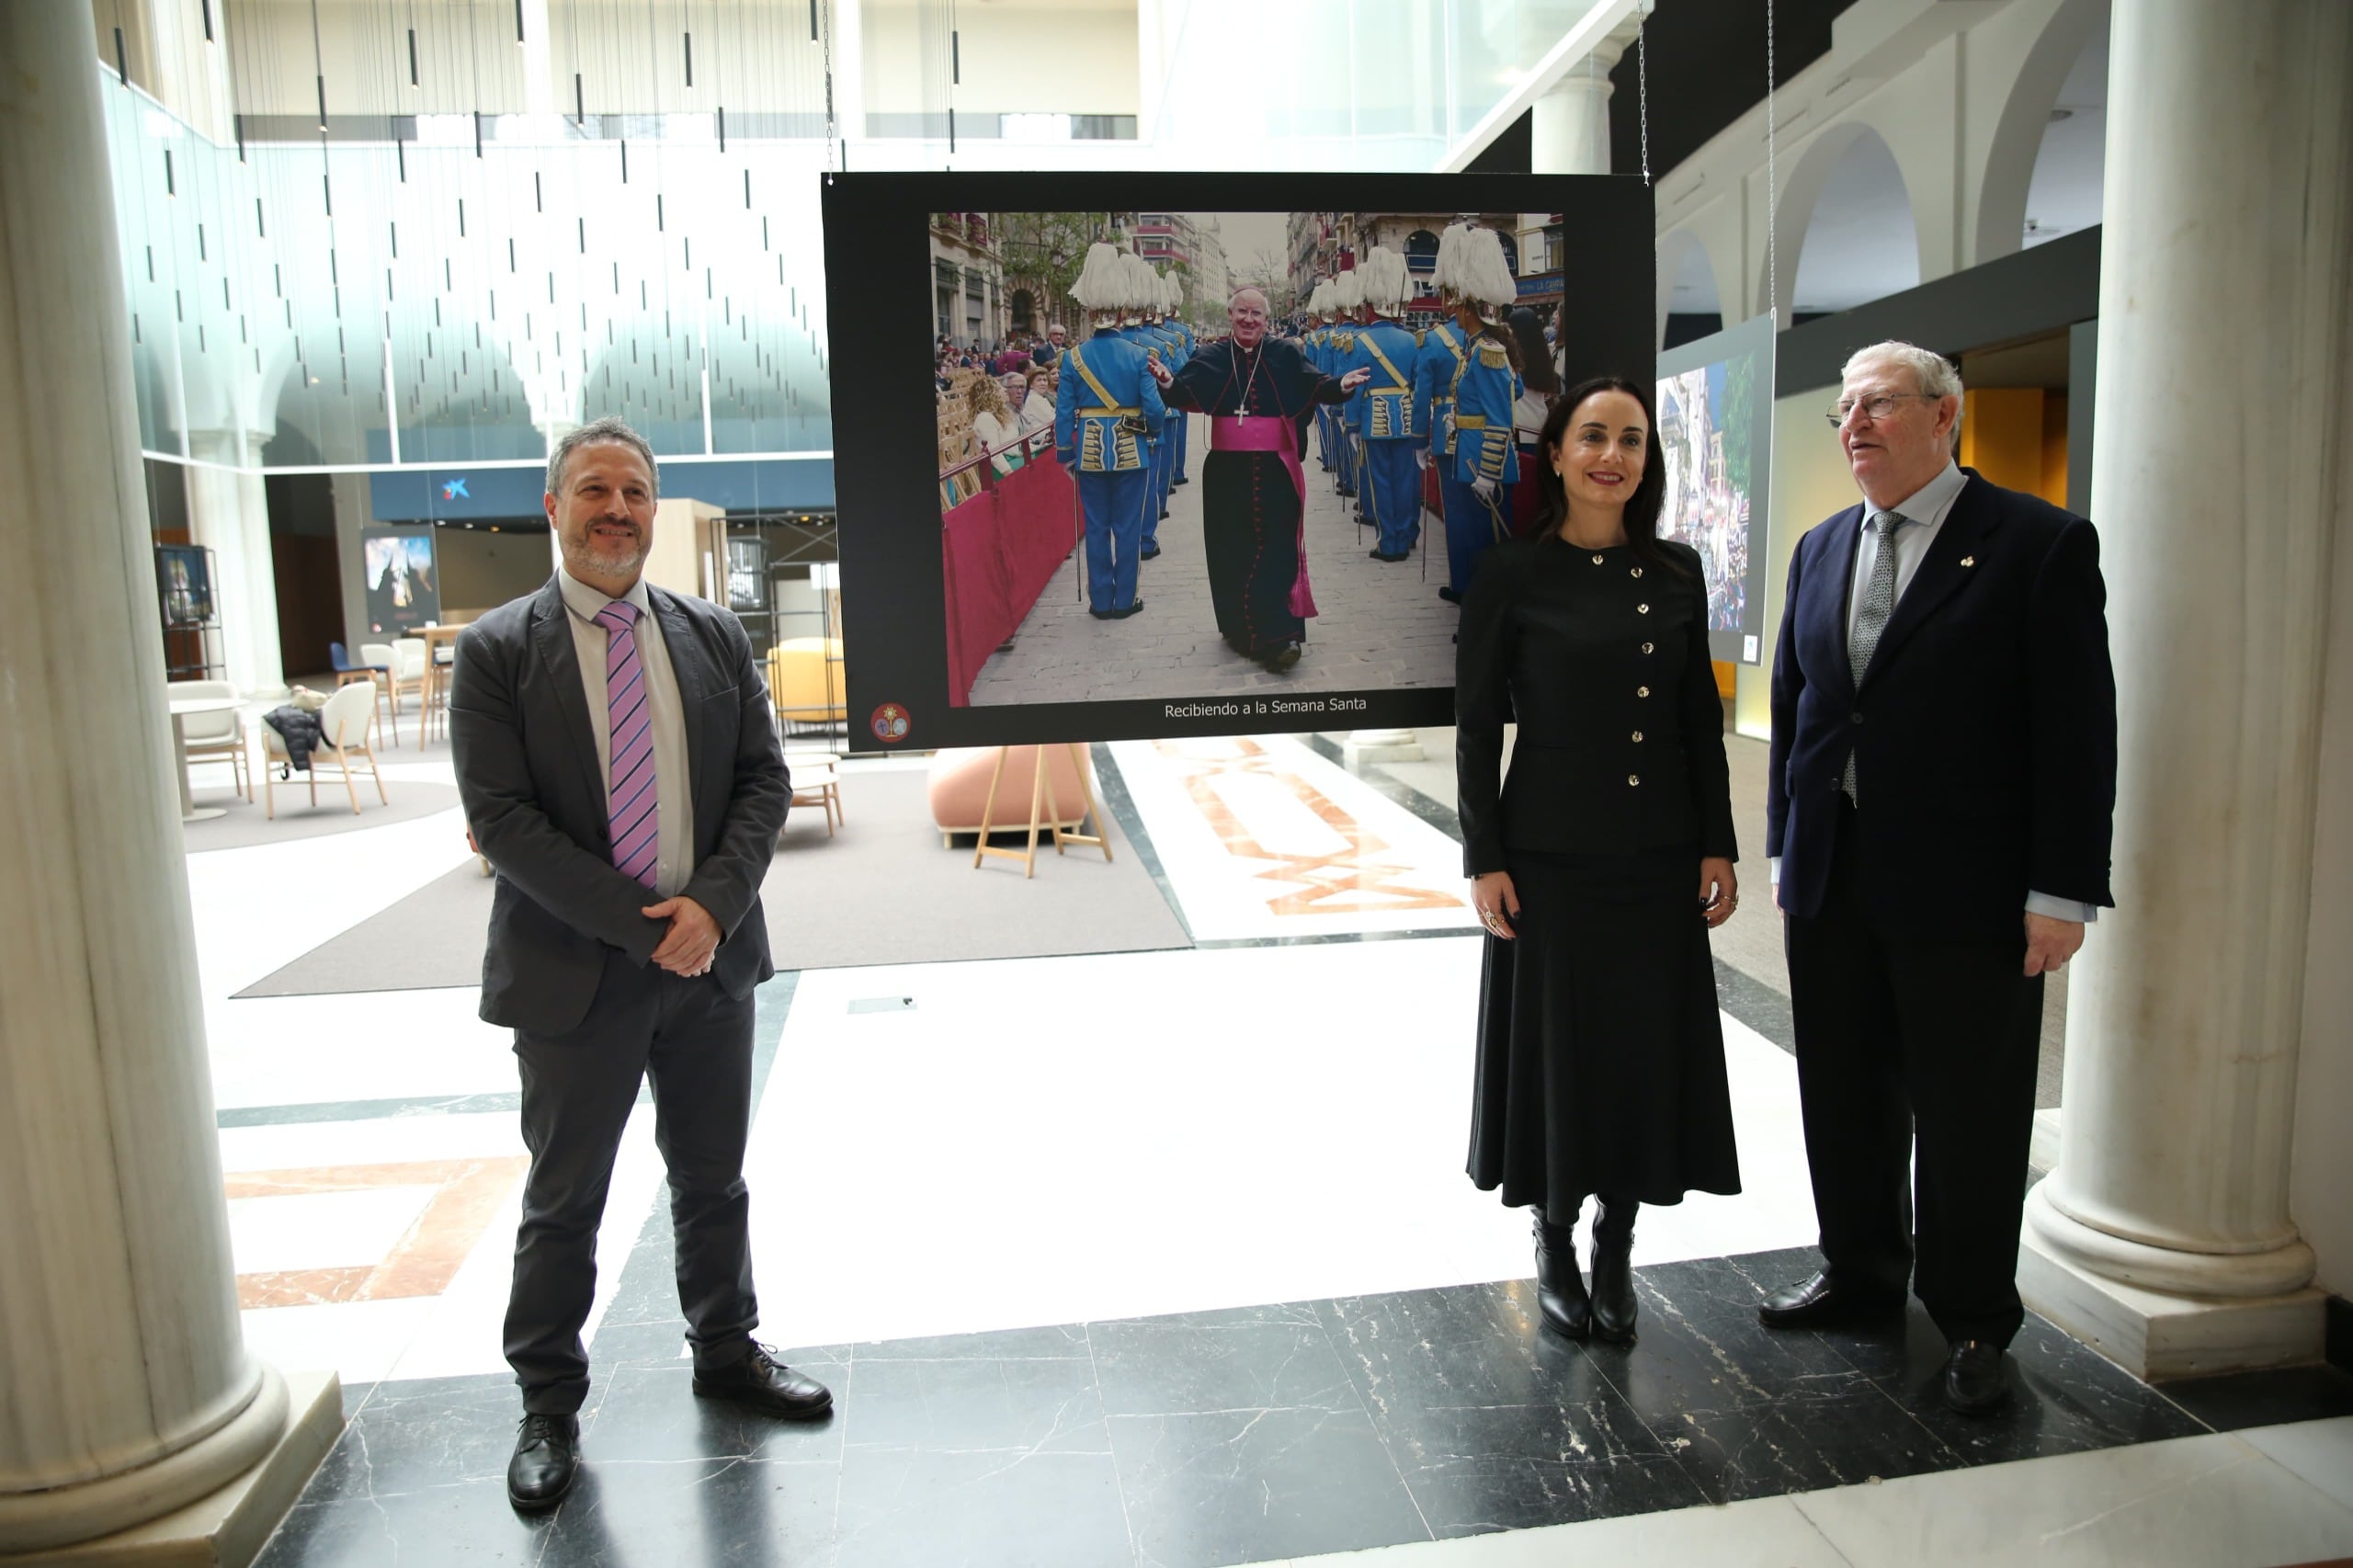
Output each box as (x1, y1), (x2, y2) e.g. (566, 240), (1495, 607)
(1825, 392), (1940, 426)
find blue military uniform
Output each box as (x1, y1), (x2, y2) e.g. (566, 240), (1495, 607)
(1415, 318), (1478, 593)
(1167, 319), (1194, 486)
(1441, 329), (1523, 593)
(1120, 321), (1176, 550)
(1056, 328), (1166, 615)
(1330, 322), (1361, 499)
(1347, 313), (1425, 559)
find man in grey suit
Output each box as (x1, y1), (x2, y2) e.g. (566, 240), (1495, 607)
(450, 415), (830, 1515)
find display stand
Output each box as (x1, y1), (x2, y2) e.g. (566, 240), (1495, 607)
(971, 743), (1112, 879)
(155, 542), (226, 680)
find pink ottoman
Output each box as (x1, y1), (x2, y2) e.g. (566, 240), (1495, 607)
(926, 745), (1097, 844)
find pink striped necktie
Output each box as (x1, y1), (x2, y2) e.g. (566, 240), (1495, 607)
(597, 599), (661, 888)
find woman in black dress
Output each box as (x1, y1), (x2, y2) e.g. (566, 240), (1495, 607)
(1456, 375), (1741, 1346)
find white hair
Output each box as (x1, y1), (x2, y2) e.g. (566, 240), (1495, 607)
(1842, 341), (1963, 403)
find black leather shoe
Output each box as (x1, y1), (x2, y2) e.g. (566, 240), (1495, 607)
(506, 1413), (579, 1513)
(1756, 1271), (1906, 1330)
(1944, 1340), (2010, 1415)
(1112, 599), (1145, 619)
(693, 1344), (834, 1420)
(1159, 508), (1170, 519)
(1532, 1211), (1591, 1340)
(1141, 545), (1162, 560)
(1260, 641), (1302, 672)
(1589, 1198), (1639, 1343)
(1438, 586), (1462, 604)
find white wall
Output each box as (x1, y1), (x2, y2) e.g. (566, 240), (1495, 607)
(861, 0), (1136, 120)
(1733, 389), (1861, 743)
(1654, 0), (2099, 338)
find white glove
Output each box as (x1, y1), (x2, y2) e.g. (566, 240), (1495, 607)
(1472, 476), (1497, 499)
(1415, 449), (1432, 472)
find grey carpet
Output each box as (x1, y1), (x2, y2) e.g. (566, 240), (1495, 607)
(182, 777), (468, 853)
(234, 767), (1188, 998)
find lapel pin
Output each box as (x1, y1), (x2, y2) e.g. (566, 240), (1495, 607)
(1960, 555), (1976, 568)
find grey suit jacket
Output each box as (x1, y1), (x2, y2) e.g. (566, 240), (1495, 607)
(449, 576), (791, 1035)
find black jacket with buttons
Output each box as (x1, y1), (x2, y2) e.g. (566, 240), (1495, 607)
(1455, 534), (1736, 875)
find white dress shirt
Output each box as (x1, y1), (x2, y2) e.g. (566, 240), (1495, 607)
(556, 562), (695, 899)
(1774, 460), (2097, 923)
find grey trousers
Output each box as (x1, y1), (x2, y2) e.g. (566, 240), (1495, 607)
(505, 949), (759, 1415)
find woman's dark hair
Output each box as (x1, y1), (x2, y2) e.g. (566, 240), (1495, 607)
(1470, 316), (1523, 377)
(1507, 308), (1559, 396)
(1530, 375), (1689, 580)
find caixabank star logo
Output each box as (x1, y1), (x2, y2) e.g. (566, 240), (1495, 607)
(870, 703), (911, 744)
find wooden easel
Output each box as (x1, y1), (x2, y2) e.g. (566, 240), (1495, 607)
(972, 743), (1113, 879)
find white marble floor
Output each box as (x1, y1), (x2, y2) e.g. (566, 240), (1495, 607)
(1272, 1417), (2353, 1568)
(186, 728), (1815, 1392)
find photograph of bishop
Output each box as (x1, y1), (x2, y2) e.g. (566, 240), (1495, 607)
(1149, 287), (1368, 673)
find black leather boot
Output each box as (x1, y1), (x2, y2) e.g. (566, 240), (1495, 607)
(1589, 1196), (1639, 1343)
(1532, 1209), (1592, 1340)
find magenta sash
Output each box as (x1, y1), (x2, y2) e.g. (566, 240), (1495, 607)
(1211, 415), (1316, 619)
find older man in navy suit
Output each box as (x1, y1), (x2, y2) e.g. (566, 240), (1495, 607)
(1760, 342), (2117, 1415)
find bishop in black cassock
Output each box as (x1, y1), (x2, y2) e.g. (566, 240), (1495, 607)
(1153, 289), (1363, 671)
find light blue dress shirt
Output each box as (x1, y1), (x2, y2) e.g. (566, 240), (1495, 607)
(1772, 460), (2097, 924)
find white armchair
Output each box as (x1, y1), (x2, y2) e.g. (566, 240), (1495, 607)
(166, 678), (249, 801)
(358, 640), (400, 745)
(261, 681), (388, 817)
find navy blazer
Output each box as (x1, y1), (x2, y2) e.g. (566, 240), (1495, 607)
(449, 577), (791, 1035)
(1766, 469), (2116, 945)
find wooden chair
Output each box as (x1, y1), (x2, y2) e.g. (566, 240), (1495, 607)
(358, 641), (400, 745)
(261, 682), (389, 817)
(167, 677), (250, 801)
(389, 638), (429, 740)
(785, 753), (843, 837)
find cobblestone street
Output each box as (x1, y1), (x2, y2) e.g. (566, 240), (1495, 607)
(969, 413), (1462, 707)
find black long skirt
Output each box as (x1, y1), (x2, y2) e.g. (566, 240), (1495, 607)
(1467, 845), (1742, 1221)
(1199, 449), (1304, 656)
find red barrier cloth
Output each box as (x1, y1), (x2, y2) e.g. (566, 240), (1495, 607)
(940, 451), (1079, 707)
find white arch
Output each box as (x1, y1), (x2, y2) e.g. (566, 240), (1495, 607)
(1655, 227), (1722, 347)
(1766, 120), (1925, 319)
(1974, 0), (2108, 266)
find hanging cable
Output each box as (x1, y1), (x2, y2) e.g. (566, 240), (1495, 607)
(1766, 0), (1778, 325)
(1637, 7), (1650, 186)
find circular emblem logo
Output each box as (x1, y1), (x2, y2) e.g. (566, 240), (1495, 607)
(870, 703), (911, 744)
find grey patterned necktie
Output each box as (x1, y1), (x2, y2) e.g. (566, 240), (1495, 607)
(1843, 509), (1905, 802)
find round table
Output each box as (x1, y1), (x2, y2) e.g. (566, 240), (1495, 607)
(166, 695), (244, 824)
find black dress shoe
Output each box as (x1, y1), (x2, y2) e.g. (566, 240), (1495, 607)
(1141, 545), (1162, 560)
(1532, 1211), (1591, 1340)
(1944, 1340), (2010, 1415)
(506, 1413), (579, 1513)
(1757, 1271), (1906, 1330)
(693, 1344), (834, 1420)
(1112, 599), (1145, 619)
(1438, 586), (1462, 604)
(1260, 641), (1302, 672)
(1370, 548), (1412, 562)
(1159, 508), (1170, 519)
(1589, 1197), (1639, 1343)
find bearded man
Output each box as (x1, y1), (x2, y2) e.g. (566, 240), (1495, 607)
(449, 415), (824, 1515)
(1150, 287), (1368, 671)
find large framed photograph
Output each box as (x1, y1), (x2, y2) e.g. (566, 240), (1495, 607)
(1655, 312), (1774, 664)
(822, 172), (1655, 749)
(360, 526), (442, 635)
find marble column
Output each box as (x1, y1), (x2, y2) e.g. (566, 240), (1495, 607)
(0, 6), (335, 1559)
(2019, 0), (2353, 1380)
(1530, 32), (1626, 177)
(187, 429), (287, 697)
